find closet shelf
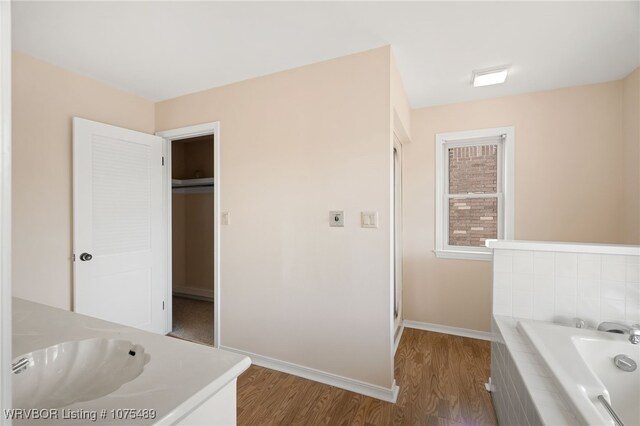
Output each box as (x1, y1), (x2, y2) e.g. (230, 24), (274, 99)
(172, 178), (214, 194)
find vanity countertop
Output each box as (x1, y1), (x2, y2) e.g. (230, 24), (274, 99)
(12, 298), (251, 425)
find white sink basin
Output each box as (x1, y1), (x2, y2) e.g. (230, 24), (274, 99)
(13, 338), (149, 409)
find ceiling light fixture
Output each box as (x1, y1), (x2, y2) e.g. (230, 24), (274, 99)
(472, 66), (510, 87)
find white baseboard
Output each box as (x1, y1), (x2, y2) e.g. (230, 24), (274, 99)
(403, 320), (492, 341)
(220, 345), (399, 403)
(173, 286), (214, 301)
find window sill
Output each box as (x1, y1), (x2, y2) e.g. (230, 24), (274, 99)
(433, 250), (492, 261)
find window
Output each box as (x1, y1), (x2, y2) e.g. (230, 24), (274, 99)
(435, 127), (514, 260)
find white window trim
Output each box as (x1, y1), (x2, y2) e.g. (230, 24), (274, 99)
(434, 127), (514, 261)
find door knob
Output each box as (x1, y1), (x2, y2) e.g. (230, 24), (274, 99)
(79, 253), (93, 261)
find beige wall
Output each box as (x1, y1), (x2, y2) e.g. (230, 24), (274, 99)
(171, 193), (215, 295)
(171, 142), (187, 291)
(622, 68), (640, 244)
(11, 51), (155, 309)
(156, 47), (395, 389)
(391, 52), (411, 139)
(405, 80), (630, 332)
(13, 41), (635, 386)
(172, 194), (187, 290)
(184, 194), (214, 293)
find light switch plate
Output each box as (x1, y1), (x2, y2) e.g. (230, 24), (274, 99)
(221, 211), (230, 226)
(330, 211), (344, 227)
(361, 211), (378, 228)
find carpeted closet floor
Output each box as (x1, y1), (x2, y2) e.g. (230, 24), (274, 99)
(168, 296), (214, 346)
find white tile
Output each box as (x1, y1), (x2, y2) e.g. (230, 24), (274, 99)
(509, 341), (535, 354)
(601, 299), (625, 322)
(577, 297), (600, 323)
(494, 288), (512, 316)
(553, 313), (578, 326)
(503, 328), (525, 344)
(555, 276), (578, 294)
(602, 254), (626, 264)
(533, 252), (555, 276)
(577, 254), (601, 279)
(507, 400), (517, 426)
(602, 262), (626, 282)
(524, 352), (544, 368)
(627, 263), (640, 283)
(513, 273), (534, 292)
(626, 255), (640, 265)
(533, 291), (556, 312)
(513, 290), (533, 306)
(626, 282), (640, 305)
(578, 278), (600, 299)
(517, 356), (548, 378)
(513, 251), (534, 274)
(555, 253), (577, 278)
(494, 250), (513, 273)
(601, 280), (626, 300)
(533, 275), (554, 295)
(532, 307), (555, 322)
(494, 271), (513, 288)
(533, 292), (555, 321)
(513, 292), (534, 319)
(494, 303), (512, 317)
(512, 305), (533, 320)
(494, 285), (512, 304)
(625, 303), (640, 322)
(555, 292), (577, 317)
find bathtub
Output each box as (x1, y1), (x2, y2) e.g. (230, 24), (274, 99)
(518, 320), (640, 426)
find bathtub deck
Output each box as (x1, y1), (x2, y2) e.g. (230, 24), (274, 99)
(236, 328), (497, 425)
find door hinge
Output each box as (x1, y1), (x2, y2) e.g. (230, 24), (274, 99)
(72, 253), (75, 262)
(162, 156), (165, 166)
(162, 301), (165, 310)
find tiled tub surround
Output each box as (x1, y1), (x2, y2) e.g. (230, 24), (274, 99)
(487, 241), (640, 425)
(487, 241), (640, 327)
(520, 320), (640, 425)
(491, 316), (578, 425)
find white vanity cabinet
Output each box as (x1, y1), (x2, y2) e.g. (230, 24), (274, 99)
(12, 298), (251, 425)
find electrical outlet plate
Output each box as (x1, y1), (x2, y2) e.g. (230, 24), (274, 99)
(361, 211), (378, 228)
(330, 211), (344, 227)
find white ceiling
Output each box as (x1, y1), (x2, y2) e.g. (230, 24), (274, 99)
(12, 1), (640, 108)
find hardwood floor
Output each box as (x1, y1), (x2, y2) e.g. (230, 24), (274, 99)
(236, 328), (497, 425)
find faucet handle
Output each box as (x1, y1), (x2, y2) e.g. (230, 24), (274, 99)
(574, 318), (586, 329)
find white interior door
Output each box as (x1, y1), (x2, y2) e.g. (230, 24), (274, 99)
(73, 117), (166, 334)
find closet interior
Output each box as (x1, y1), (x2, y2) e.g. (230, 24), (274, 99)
(169, 134), (214, 346)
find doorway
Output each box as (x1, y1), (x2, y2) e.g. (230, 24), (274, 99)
(157, 122), (220, 348)
(169, 135), (214, 345)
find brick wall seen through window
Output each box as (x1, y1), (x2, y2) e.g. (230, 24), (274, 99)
(447, 145), (498, 247)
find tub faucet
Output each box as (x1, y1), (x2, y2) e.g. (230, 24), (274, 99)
(597, 322), (640, 344)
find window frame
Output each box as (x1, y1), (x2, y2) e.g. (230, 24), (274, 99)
(434, 127), (514, 261)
